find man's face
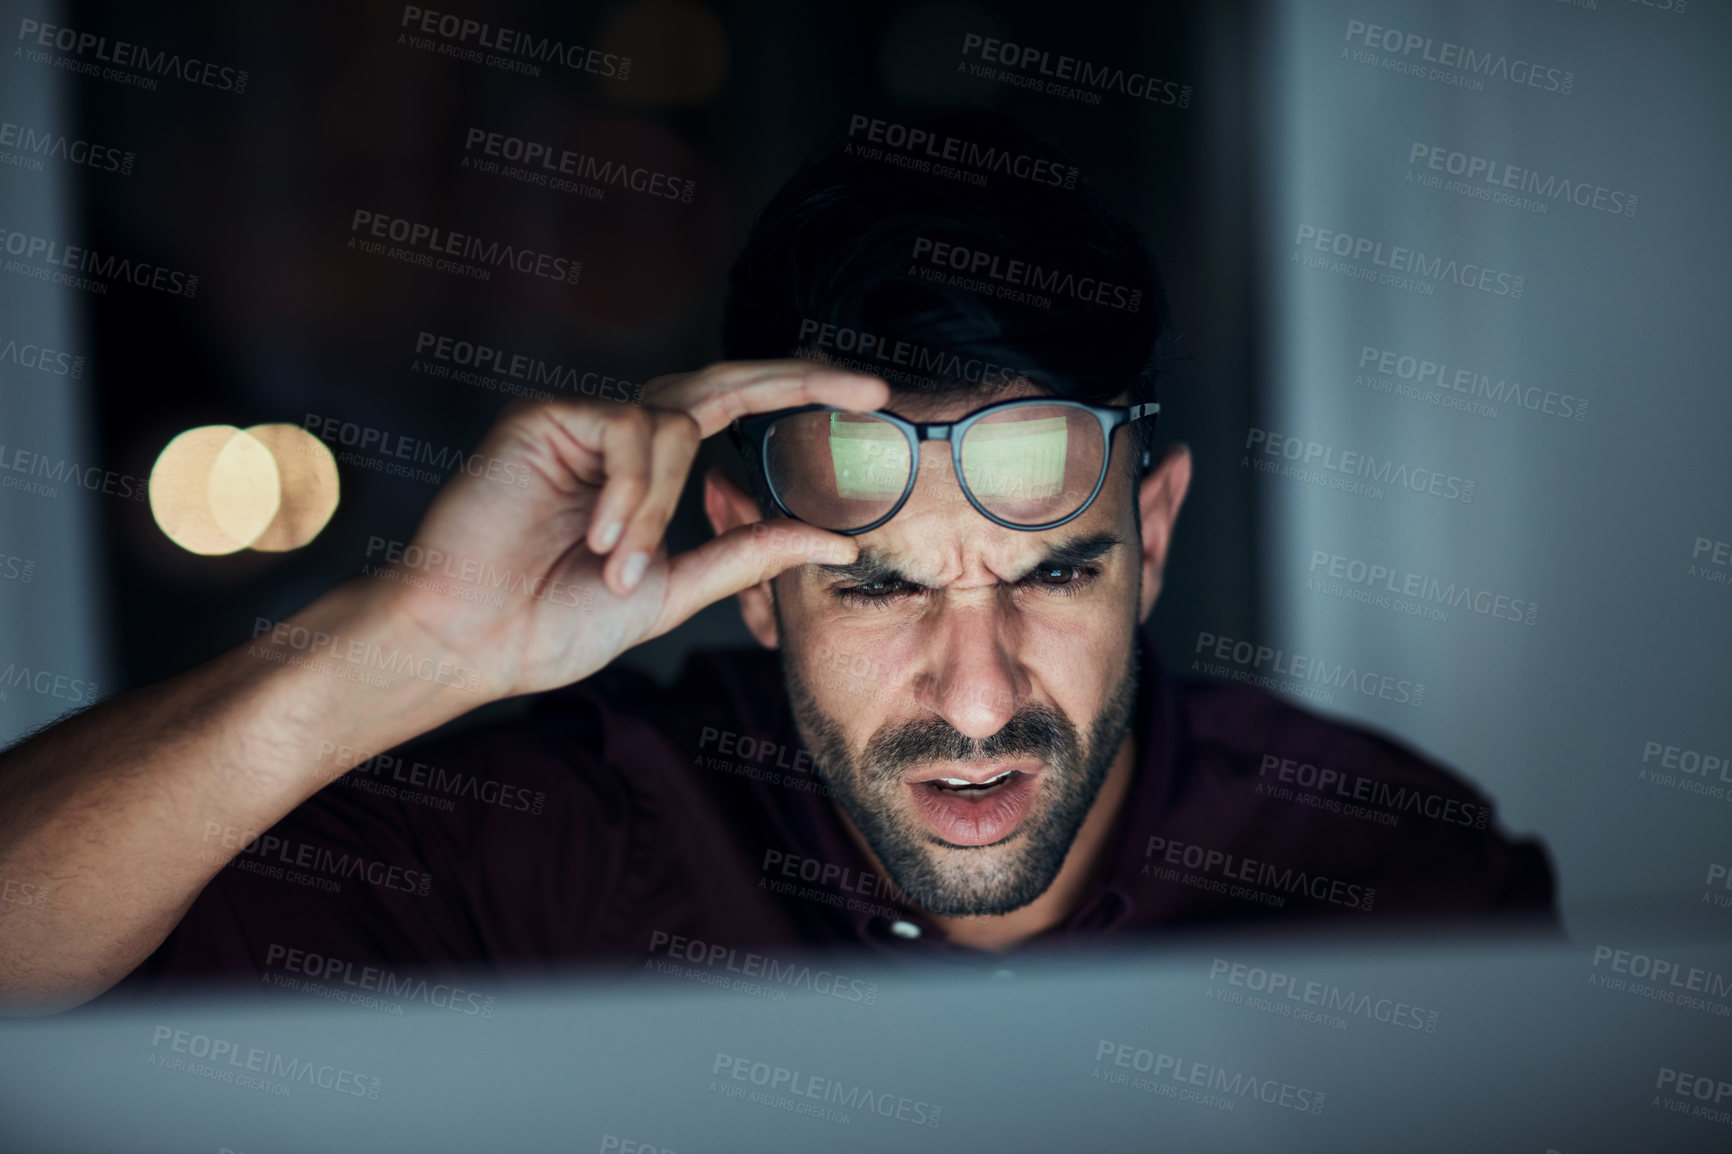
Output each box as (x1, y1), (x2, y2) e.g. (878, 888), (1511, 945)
(771, 385), (1145, 918)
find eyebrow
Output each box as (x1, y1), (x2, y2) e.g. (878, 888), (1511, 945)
(816, 531), (1125, 587)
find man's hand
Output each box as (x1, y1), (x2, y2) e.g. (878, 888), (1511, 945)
(386, 361), (889, 699)
(0, 358), (886, 1012)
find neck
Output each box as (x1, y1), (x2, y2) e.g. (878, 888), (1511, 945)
(840, 731), (1139, 953)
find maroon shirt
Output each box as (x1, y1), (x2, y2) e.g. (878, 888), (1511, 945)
(119, 635), (1554, 995)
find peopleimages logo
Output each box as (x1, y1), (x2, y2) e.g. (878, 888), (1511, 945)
(1207, 958), (1440, 1032)
(1294, 224), (1524, 299)
(1257, 753), (1489, 830)
(0, 119), (134, 175)
(1307, 549), (1538, 626)
(0, 334), (84, 379)
(1144, 835), (1375, 911)
(264, 944), (496, 1017)
(361, 536), (590, 613)
(1093, 1040), (1325, 1114)
(348, 210), (581, 284)
(0, 441), (150, 502)
(15, 19), (249, 94)
(845, 114), (1079, 190)
(711, 1053), (942, 1128)
(1688, 537), (1731, 589)
(1589, 945), (1732, 1018)
(797, 318), (1028, 392)
(698, 725), (833, 798)
(1245, 427), (1475, 505)
(1357, 344), (1587, 422)
(1407, 142), (1636, 219)
(1637, 739), (1730, 802)
(0, 662), (98, 705)
(960, 33), (1192, 108)
(462, 128), (695, 203)
(398, 6), (630, 79)
(320, 734), (549, 815)
(149, 1026), (381, 1099)
(0, 225), (198, 297)
(0, 875), (47, 908)
(1653, 1066), (1732, 1128)
(908, 236), (1142, 312)
(1704, 864), (1732, 911)
(398, 5), (630, 78)
(761, 849), (899, 903)
(413, 331), (639, 403)
(760, 848), (903, 921)
(205, 820), (435, 897)
(1192, 630), (1425, 708)
(302, 411), (533, 489)
(249, 615), (486, 695)
(699, 727), (815, 775)
(1342, 19), (1574, 95)
(647, 931), (879, 1005)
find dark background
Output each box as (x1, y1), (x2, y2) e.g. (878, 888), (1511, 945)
(8, 7), (1732, 1147)
(67, 0), (1267, 721)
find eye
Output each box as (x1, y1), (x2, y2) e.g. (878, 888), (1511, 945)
(836, 577), (919, 606)
(1022, 563), (1100, 596)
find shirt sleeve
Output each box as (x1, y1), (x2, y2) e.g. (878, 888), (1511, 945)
(109, 693), (640, 996)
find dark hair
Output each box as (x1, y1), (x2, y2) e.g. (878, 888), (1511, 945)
(722, 109), (1171, 507)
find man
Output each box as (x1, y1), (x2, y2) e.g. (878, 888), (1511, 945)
(0, 112), (1552, 1014)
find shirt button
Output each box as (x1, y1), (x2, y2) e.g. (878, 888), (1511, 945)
(889, 919), (922, 940)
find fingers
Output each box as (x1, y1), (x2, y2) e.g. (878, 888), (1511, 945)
(611, 410), (701, 593)
(481, 358), (888, 597)
(581, 408), (702, 594)
(578, 404), (649, 559)
(649, 361), (889, 437)
(652, 519), (858, 634)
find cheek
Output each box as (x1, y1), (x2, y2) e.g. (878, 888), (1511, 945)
(1017, 596), (1136, 707)
(808, 628), (924, 714)
(782, 604), (914, 718)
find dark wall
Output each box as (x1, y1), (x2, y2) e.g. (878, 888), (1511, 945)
(71, 0), (1263, 700)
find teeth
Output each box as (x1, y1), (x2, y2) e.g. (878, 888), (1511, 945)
(930, 771), (1015, 790)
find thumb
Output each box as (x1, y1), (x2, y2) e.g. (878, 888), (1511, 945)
(652, 519), (857, 633)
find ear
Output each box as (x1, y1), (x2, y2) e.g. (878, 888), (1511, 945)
(703, 468), (781, 649)
(1135, 445), (1192, 623)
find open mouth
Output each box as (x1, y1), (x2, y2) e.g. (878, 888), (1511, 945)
(920, 769), (1022, 797)
(907, 763), (1041, 847)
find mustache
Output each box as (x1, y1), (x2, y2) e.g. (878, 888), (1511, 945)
(862, 705), (1076, 778)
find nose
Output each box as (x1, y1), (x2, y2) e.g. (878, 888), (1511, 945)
(911, 596), (1027, 740)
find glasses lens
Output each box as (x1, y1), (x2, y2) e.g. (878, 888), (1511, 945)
(764, 410), (913, 530)
(959, 404), (1105, 526)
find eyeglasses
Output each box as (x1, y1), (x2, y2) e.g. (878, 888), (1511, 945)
(731, 397), (1160, 534)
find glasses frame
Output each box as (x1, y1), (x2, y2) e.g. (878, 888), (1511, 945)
(731, 396), (1161, 535)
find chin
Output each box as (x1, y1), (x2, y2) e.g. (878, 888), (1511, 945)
(875, 825), (1067, 918)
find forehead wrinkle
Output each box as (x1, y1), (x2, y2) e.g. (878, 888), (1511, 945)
(814, 547), (908, 585)
(813, 543), (957, 587)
